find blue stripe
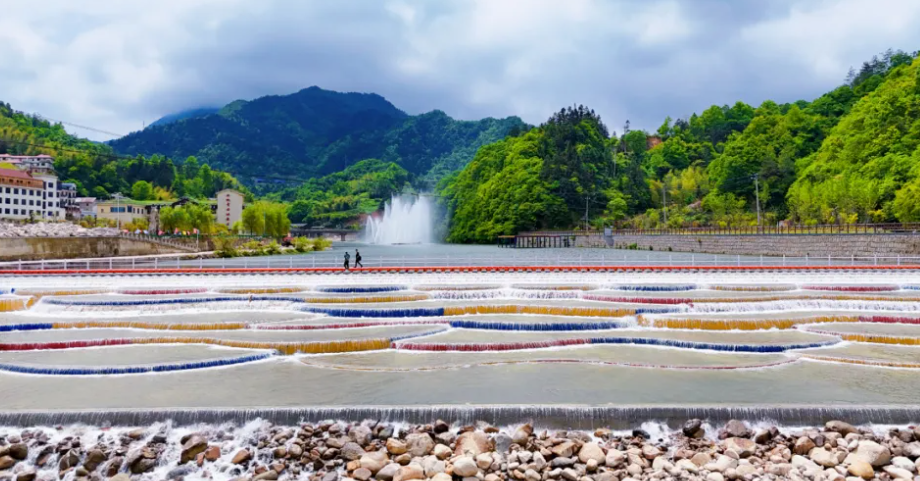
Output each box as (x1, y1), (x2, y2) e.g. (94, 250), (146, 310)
(0, 353), (272, 376)
(448, 320), (626, 331)
(0, 323), (54, 332)
(44, 296), (307, 306)
(390, 328), (448, 341)
(588, 337), (836, 353)
(303, 307), (446, 318)
(316, 286), (407, 293)
(614, 285), (697, 292)
(0, 288), (14, 295)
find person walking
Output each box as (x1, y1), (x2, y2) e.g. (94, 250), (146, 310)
(343, 251), (351, 270)
(355, 249), (363, 268)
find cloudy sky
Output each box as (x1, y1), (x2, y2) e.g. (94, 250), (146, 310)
(2, 0), (919, 141)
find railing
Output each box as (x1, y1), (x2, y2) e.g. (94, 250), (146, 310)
(1, 253), (919, 271)
(604, 223), (920, 236)
(118, 233), (199, 251)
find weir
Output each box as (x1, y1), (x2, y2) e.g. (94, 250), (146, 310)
(1, 405), (919, 429)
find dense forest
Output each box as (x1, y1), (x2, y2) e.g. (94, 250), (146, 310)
(439, 49), (920, 242)
(276, 159), (410, 227)
(109, 87), (527, 191)
(0, 102), (246, 200)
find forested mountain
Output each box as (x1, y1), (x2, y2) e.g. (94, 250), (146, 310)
(0, 101), (246, 200)
(149, 107), (219, 128)
(440, 48), (920, 242)
(109, 87), (527, 189)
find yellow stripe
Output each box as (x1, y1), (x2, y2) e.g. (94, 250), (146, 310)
(216, 287), (306, 294)
(15, 289), (109, 298)
(837, 333), (920, 346)
(0, 298), (33, 312)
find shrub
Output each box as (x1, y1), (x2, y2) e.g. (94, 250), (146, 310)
(266, 241), (281, 255)
(312, 237), (332, 251)
(293, 237), (313, 253)
(213, 236), (239, 258)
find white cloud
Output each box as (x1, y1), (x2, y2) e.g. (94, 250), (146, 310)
(0, 0), (918, 143)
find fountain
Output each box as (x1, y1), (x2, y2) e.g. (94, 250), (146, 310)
(364, 194), (434, 244)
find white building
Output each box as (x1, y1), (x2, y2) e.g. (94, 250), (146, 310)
(0, 168), (47, 220)
(32, 172), (63, 220)
(74, 197), (97, 219)
(216, 189), (244, 228)
(0, 154), (54, 173)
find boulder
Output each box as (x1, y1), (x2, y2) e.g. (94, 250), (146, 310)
(794, 436), (816, 456)
(512, 424), (533, 446)
(7, 445), (27, 461)
(578, 443), (606, 464)
(405, 434), (434, 457)
(360, 451), (389, 474)
(341, 442), (366, 461)
(683, 419), (704, 438)
(475, 453), (492, 470)
(454, 431), (491, 456)
(754, 428), (776, 444)
(676, 459), (699, 473)
(14, 468), (36, 481)
(825, 421), (857, 436)
(882, 466), (913, 480)
(723, 438), (756, 457)
(552, 441), (576, 459)
(641, 445), (661, 460)
(353, 468), (373, 481)
(494, 433), (512, 453)
(83, 449), (107, 471)
(809, 448), (837, 468)
(432, 444), (451, 460)
(393, 464), (424, 481)
(0, 456), (15, 470)
(180, 435), (208, 464)
(890, 456), (916, 472)
(452, 456), (479, 477)
(423, 456), (447, 476)
(376, 463), (400, 481)
(605, 450), (626, 468)
(690, 452), (712, 467)
(722, 420), (752, 439)
(847, 440), (891, 467)
(902, 442), (920, 458)
(386, 439), (407, 455)
(232, 449), (252, 465)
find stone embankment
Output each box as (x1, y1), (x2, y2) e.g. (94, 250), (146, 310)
(609, 234), (920, 258)
(0, 222), (119, 238)
(2, 419), (920, 481)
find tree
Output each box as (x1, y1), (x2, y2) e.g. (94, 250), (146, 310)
(242, 201), (290, 237)
(131, 180), (154, 201)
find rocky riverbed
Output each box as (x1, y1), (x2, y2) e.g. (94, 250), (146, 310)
(0, 222), (119, 238)
(1, 419), (919, 481)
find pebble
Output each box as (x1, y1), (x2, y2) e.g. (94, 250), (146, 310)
(847, 461), (874, 480)
(707, 472), (725, 481)
(452, 457), (479, 478)
(579, 443), (606, 464)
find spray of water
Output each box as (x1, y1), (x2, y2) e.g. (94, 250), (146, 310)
(365, 195), (434, 244)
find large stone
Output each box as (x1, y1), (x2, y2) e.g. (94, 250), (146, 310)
(791, 455), (821, 476)
(605, 450), (626, 468)
(512, 425), (533, 446)
(180, 435), (208, 464)
(83, 449), (107, 471)
(847, 460), (875, 479)
(683, 419), (704, 438)
(794, 436), (816, 456)
(341, 442), (366, 461)
(454, 431), (491, 456)
(641, 445), (661, 460)
(578, 443), (606, 465)
(723, 438), (756, 458)
(552, 441), (577, 459)
(7, 445), (27, 461)
(405, 434), (434, 457)
(494, 433), (512, 453)
(890, 457), (916, 473)
(883, 466), (914, 480)
(360, 451), (389, 474)
(676, 459), (699, 473)
(109, 474), (131, 481)
(14, 468), (36, 481)
(252, 471), (278, 481)
(722, 420), (752, 439)
(825, 421), (857, 436)
(706, 455), (737, 473)
(393, 464), (424, 481)
(424, 456), (447, 476)
(452, 457), (479, 478)
(809, 448), (837, 468)
(432, 444), (452, 460)
(376, 463), (400, 481)
(902, 442), (920, 458)
(0, 456), (15, 470)
(351, 426), (373, 446)
(848, 440), (891, 467)
(475, 453), (492, 471)
(386, 439), (407, 455)
(690, 453), (712, 467)
(353, 468), (373, 481)
(232, 448), (252, 465)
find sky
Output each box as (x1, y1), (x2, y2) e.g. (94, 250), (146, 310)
(2, 0), (920, 142)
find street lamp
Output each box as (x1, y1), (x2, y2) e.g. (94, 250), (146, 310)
(112, 192), (125, 230)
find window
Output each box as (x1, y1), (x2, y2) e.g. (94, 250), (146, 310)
(13, 199), (17, 205)
(13, 188), (18, 195)
(3, 208), (7, 214)
(3, 198), (7, 204)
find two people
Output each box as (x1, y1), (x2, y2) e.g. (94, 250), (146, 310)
(343, 249), (363, 270)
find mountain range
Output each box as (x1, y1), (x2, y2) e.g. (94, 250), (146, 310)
(111, 87), (526, 189)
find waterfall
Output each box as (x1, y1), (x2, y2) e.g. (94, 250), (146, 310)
(365, 195), (434, 244)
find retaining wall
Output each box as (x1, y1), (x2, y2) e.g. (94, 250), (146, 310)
(610, 234), (920, 257)
(0, 237), (191, 261)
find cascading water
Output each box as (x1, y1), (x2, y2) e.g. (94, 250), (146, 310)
(365, 195), (434, 244)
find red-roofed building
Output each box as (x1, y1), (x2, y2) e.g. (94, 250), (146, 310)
(0, 168), (47, 220)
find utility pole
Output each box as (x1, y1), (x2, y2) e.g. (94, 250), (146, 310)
(753, 174), (762, 228)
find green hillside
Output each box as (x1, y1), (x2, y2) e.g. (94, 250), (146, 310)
(109, 87), (527, 189)
(440, 49), (920, 241)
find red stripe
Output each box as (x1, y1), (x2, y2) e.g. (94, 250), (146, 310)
(0, 339), (133, 351)
(584, 295), (692, 305)
(395, 338), (589, 352)
(4, 265), (920, 276)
